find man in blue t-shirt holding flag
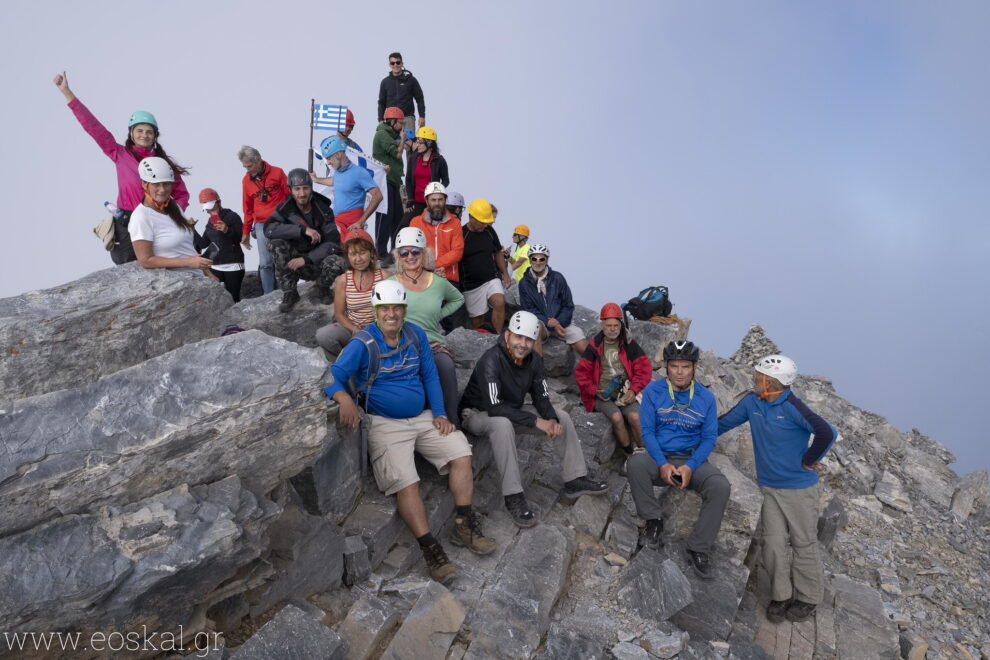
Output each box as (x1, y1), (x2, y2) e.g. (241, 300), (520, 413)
(627, 339), (731, 580)
(718, 354), (836, 624)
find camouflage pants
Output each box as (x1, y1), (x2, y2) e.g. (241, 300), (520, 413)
(268, 239), (348, 293)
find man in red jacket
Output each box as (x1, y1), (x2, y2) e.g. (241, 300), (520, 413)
(239, 145), (290, 294)
(575, 303), (653, 453)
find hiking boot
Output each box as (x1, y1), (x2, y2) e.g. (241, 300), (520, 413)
(562, 475), (608, 499)
(686, 549), (714, 580)
(451, 511), (497, 555)
(766, 599), (791, 624)
(640, 518), (664, 550)
(785, 600), (817, 622)
(278, 289), (300, 313)
(421, 541), (456, 584)
(505, 493), (538, 528)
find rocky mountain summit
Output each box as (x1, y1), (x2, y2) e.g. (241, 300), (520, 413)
(1, 266), (987, 659)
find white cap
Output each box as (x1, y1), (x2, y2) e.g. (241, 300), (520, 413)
(202, 200), (218, 211)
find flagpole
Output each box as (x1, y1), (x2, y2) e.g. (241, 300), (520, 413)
(308, 98), (315, 173)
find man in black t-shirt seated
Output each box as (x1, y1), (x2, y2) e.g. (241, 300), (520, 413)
(458, 198), (512, 333)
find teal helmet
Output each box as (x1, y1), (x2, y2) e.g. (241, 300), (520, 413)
(128, 110), (158, 129)
(320, 135), (348, 159)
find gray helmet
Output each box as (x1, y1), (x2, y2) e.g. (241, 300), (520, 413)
(663, 339), (700, 363)
(287, 168), (312, 187)
(445, 191), (465, 207)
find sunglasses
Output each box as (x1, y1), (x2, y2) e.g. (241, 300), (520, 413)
(530, 256), (547, 263)
(390, 60), (402, 65)
(398, 248), (422, 258)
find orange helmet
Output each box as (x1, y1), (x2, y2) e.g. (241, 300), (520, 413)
(600, 303), (623, 320)
(345, 109), (356, 126)
(383, 107), (404, 120)
(198, 188), (220, 204)
(343, 228), (375, 247)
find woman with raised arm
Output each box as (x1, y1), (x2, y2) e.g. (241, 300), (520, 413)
(53, 71), (191, 264)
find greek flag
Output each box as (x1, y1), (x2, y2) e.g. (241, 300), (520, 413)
(313, 104), (348, 131)
(313, 147), (389, 215)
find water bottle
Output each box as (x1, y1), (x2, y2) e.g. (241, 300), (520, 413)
(104, 201), (125, 220)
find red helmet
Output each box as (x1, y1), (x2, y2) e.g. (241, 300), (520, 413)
(343, 228), (375, 247)
(198, 188), (220, 204)
(600, 303), (623, 320)
(383, 106), (404, 120)
(345, 109), (356, 126)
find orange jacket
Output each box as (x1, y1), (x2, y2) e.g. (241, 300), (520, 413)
(241, 162), (290, 235)
(411, 211), (464, 282)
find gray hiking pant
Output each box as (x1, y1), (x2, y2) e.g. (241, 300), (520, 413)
(315, 322), (354, 359)
(433, 350), (460, 426)
(627, 451), (730, 554)
(462, 405), (587, 496)
(761, 483), (823, 604)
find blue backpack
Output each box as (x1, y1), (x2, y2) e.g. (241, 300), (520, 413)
(622, 286), (672, 321)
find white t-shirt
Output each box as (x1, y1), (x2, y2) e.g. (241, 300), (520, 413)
(130, 204), (198, 261)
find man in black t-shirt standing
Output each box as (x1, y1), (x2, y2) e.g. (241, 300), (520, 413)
(459, 198), (512, 333)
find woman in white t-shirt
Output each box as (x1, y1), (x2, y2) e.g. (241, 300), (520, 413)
(130, 157), (212, 271)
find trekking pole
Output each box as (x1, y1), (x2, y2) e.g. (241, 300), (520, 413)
(308, 98), (315, 173)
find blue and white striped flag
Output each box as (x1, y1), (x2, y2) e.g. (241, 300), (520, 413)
(313, 104), (348, 131)
(313, 146), (388, 215)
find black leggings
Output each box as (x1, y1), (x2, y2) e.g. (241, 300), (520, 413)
(211, 268), (245, 302)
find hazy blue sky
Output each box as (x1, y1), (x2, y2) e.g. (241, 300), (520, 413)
(2, 1), (987, 472)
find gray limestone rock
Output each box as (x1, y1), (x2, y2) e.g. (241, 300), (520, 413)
(231, 603), (345, 659)
(465, 525), (576, 659)
(604, 508), (641, 559)
(951, 470), (989, 520)
(566, 494), (612, 539)
(817, 496), (848, 549)
(312, 425), (365, 524)
(541, 336), (576, 378)
(219, 281), (332, 348)
(874, 470), (913, 513)
(539, 623), (608, 660)
(831, 574), (900, 660)
(625, 317), (689, 368)
(382, 581), (464, 660)
(0, 264), (233, 400)
(730, 324), (780, 367)
(616, 551), (693, 622)
(445, 328), (499, 369)
(0, 330), (329, 537)
(336, 594), (398, 660)
(900, 446), (957, 509)
(611, 641), (651, 660)
(571, 408), (615, 464)
(640, 629), (689, 658)
(343, 535), (372, 586)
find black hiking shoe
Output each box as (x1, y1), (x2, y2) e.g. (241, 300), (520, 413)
(686, 549), (715, 580)
(421, 541), (456, 584)
(505, 493), (538, 528)
(279, 289), (300, 313)
(766, 599), (791, 623)
(785, 600), (817, 622)
(562, 476), (608, 499)
(640, 518), (664, 550)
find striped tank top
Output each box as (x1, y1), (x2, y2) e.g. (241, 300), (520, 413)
(345, 268), (385, 328)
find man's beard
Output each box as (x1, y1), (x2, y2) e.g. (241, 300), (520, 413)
(429, 207), (446, 221)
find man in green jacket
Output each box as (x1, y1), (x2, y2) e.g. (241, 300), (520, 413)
(373, 106), (407, 260)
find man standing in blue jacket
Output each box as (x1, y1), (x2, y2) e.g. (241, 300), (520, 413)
(718, 354), (836, 624)
(324, 281), (495, 584)
(518, 243), (588, 356)
(627, 340), (730, 579)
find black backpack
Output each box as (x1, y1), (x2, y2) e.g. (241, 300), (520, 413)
(622, 286), (672, 321)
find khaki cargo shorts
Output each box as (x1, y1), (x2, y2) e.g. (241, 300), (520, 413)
(367, 411), (473, 495)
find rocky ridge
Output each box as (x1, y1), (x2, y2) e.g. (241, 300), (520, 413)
(0, 267), (987, 659)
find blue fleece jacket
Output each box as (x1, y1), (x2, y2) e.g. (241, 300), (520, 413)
(717, 390), (836, 489)
(640, 378), (718, 471)
(323, 322), (446, 419)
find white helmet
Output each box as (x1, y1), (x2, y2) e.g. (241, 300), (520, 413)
(424, 181), (447, 198)
(138, 156), (174, 183)
(755, 354), (798, 386)
(395, 227), (427, 249)
(371, 280), (408, 306)
(507, 310), (541, 340)
(446, 191), (465, 207)
(528, 243), (550, 258)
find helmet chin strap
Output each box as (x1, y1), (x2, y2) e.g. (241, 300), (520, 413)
(757, 373), (785, 400)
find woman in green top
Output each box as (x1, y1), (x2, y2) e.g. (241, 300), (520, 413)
(391, 227), (465, 424)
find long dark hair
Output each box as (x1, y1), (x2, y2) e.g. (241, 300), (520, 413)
(125, 130), (190, 176)
(421, 138), (440, 156)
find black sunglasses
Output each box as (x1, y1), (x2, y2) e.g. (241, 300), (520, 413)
(530, 256), (547, 263)
(389, 60), (402, 65)
(398, 248), (422, 258)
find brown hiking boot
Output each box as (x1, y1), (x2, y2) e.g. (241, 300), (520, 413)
(451, 511), (497, 555)
(422, 541), (456, 584)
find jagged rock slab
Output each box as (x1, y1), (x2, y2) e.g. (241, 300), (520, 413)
(541, 336), (576, 377)
(219, 281), (331, 348)
(874, 470), (912, 512)
(640, 629), (689, 658)
(831, 575), (899, 659)
(571, 409), (615, 464)
(616, 550), (693, 622)
(0, 476), (277, 638)
(343, 535), (372, 586)
(465, 525), (576, 659)
(382, 581), (464, 660)
(231, 603), (345, 659)
(337, 594), (398, 660)
(0, 264), (233, 400)
(626, 317), (689, 368)
(539, 622), (608, 660)
(0, 330), (329, 536)
(604, 507), (640, 559)
(896, 446), (957, 510)
(817, 496), (848, 549)
(445, 328), (498, 369)
(566, 494), (612, 539)
(611, 641), (651, 659)
(313, 425), (364, 524)
(951, 470), (989, 520)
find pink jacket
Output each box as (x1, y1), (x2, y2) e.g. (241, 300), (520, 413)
(68, 99), (190, 211)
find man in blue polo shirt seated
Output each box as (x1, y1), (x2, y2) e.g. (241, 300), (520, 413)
(324, 281), (494, 584)
(313, 136), (383, 238)
(718, 354), (836, 624)
(626, 339), (730, 580)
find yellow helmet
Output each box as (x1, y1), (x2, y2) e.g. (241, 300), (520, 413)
(416, 126), (438, 141)
(468, 198), (495, 224)
(513, 224), (530, 237)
